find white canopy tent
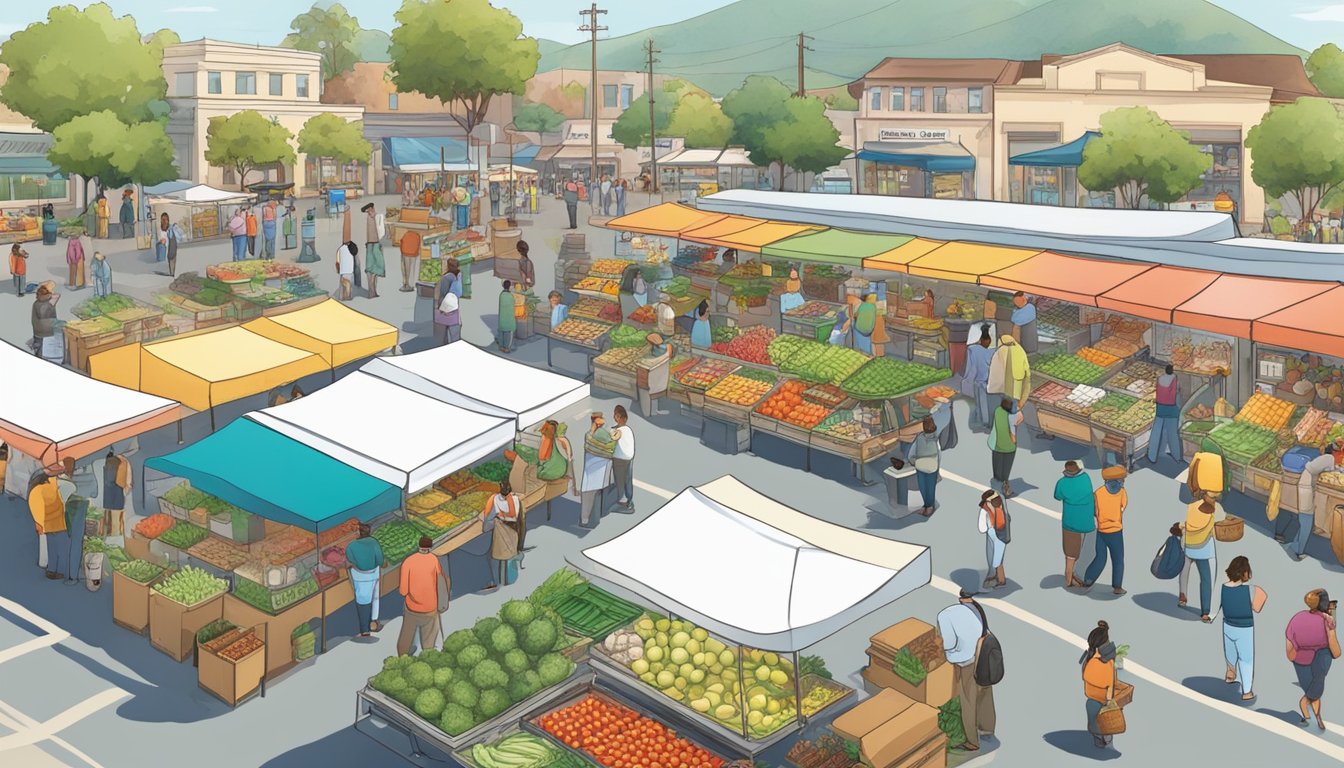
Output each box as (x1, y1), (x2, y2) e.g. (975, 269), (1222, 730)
(151, 184), (251, 204)
(361, 341), (590, 429)
(148, 185), (252, 241)
(247, 371), (514, 493)
(572, 476), (931, 651)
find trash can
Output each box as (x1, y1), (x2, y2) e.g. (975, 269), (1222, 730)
(883, 464), (917, 518)
(42, 217), (58, 245)
(84, 552), (104, 590)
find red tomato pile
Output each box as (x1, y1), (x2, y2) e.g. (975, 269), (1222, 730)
(538, 695), (724, 768)
(710, 326), (775, 365)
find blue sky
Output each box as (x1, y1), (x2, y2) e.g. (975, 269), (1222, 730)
(0, 0), (1340, 50)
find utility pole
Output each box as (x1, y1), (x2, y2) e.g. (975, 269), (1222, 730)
(796, 32), (814, 97)
(646, 38), (661, 194)
(580, 4), (607, 189)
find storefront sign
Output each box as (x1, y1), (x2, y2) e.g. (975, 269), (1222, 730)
(879, 128), (950, 142)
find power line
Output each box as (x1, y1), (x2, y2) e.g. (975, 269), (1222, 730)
(660, 39), (794, 70)
(808, 0), (913, 35)
(656, 33), (797, 57)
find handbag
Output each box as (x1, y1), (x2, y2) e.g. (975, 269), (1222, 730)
(913, 457), (938, 474)
(1096, 702), (1126, 735)
(996, 507), (1012, 544)
(1265, 479), (1281, 522)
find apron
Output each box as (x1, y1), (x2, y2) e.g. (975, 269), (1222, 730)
(350, 566), (380, 621)
(489, 494), (522, 560)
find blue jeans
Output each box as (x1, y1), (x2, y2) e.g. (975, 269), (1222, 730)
(67, 500), (87, 578)
(355, 600), (373, 634)
(94, 277), (111, 297)
(1223, 623), (1254, 696)
(1083, 530), (1124, 588)
(1148, 416), (1183, 462)
(915, 470), (937, 509)
(854, 332), (873, 355)
(231, 234), (247, 260)
(12, 274), (23, 294)
(1290, 508), (1314, 557)
(973, 383), (991, 427)
(1180, 556), (1214, 616)
(263, 221), (277, 258)
(44, 531), (69, 576)
(494, 558), (518, 585)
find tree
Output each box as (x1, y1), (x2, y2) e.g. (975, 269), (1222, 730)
(1078, 107), (1210, 209)
(146, 28), (181, 58)
(612, 79), (706, 149)
(513, 102), (566, 135)
(388, 0), (539, 134)
(47, 111), (177, 199)
(0, 3), (168, 132)
(1246, 98), (1344, 224)
(722, 75), (795, 160)
(204, 111), (296, 190)
(722, 76), (845, 189)
(282, 3), (361, 82)
(666, 93), (733, 149)
(297, 113), (371, 164)
(1307, 44), (1344, 99)
(824, 91), (860, 111)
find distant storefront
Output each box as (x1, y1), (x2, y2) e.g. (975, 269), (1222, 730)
(857, 134), (975, 200)
(0, 132), (70, 206)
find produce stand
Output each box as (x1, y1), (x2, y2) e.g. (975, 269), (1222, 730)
(415, 230), (482, 300)
(780, 300), (842, 342)
(197, 621), (267, 706)
(0, 207), (39, 243)
(64, 294), (170, 371)
(149, 583), (226, 662)
(112, 561), (168, 634)
(592, 345), (647, 398)
(543, 319), (614, 382)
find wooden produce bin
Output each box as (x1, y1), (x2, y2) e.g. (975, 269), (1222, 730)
(198, 626), (265, 706)
(112, 568), (164, 634)
(222, 592), (322, 678)
(1034, 404), (1094, 445)
(150, 591), (225, 662)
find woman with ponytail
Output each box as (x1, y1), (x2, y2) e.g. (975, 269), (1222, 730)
(1081, 620), (1118, 748)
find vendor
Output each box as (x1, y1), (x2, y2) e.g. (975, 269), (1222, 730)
(779, 267), (805, 314)
(508, 420), (576, 494)
(690, 300), (712, 349)
(637, 333), (674, 417)
(579, 412), (616, 529)
(829, 295), (854, 346)
(346, 524), (386, 636)
(632, 270), (648, 307)
(547, 290), (569, 331)
(1010, 291), (1038, 353)
(655, 292), (676, 337)
(853, 294), (877, 355)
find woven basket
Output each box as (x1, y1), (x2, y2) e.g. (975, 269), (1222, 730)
(1096, 703), (1127, 735)
(1214, 516), (1245, 542)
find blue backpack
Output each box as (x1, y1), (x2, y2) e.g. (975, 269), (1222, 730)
(1151, 533), (1185, 580)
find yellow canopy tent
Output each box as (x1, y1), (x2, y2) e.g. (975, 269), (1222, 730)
(243, 299), (398, 368)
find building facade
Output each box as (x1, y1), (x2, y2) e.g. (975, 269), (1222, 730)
(162, 40), (365, 196)
(526, 69), (671, 121)
(0, 65), (73, 209)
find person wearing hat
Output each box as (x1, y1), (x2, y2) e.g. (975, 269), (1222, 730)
(1081, 466), (1128, 594)
(1054, 460), (1096, 588)
(1286, 588), (1340, 730)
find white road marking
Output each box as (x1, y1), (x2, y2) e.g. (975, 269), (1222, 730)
(0, 689), (129, 754)
(938, 468), (1061, 520)
(0, 634), (68, 666)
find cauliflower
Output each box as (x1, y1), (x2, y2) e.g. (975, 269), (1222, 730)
(382, 655), (414, 671)
(500, 599), (537, 629)
(413, 688), (445, 720)
(476, 687), (511, 720)
(536, 653), (574, 687)
(473, 616), (503, 645)
(519, 618), (559, 657)
(456, 643), (489, 669)
(392, 685), (420, 709)
(507, 670), (542, 702)
(469, 659), (508, 690)
(446, 679), (480, 710)
(439, 703), (475, 736)
(443, 629), (476, 655)
(404, 661), (434, 689)
(489, 624), (518, 656)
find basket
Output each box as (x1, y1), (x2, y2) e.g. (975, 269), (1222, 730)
(1096, 702), (1127, 735)
(1214, 515), (1244, 542)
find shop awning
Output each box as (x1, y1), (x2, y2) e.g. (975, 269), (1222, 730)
(679, 215), (766, 247)
(1172, 274), (1336, 339)
(682, 220), (824, 254)
(571, 476), (930, 651)
(860, 238), (945, 272)
(248, 371), (515, 493)
(762, 228), (915, 268)
(89, 327), (328, 412)
(604, 202), (727, 238)
(660, 149), (724, 167)
(857, 141), (975, 173)
(907, 242), (1041, 283)
(1254, 286), (1344, 359)
(361, 341), (590, 429)
(145, 419), (401, 532)
(0, 341), (180, 466)
(715, 147), (756, 168)
(980, 251), (1155, 306)
(552, 145), (622, 160)
(1008, 132), (1100, 167)
(1094, 266), (1220, 323)
(243, 299), (398, 368)
(0, 156), (61, 176)
(382, 137), (469, 168)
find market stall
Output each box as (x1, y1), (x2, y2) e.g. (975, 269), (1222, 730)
(415, 229), (486, 300)
(63, 292), (173, 371)
(243, 299), (398, 368)
(148, 185), (250, 241)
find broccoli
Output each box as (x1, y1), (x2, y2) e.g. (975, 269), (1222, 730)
(382, 655), (413, 671)
(439, 703), (476, 736)
(536, 653), (573, 687)
(519, 617), (559, 657)
(473, 616), (503, 645)
(414, 688), (446, 720)
(370, 670), (407, 695)
(433, 667), (454, 689)
(476, 687), (511, 720)
(489, 624), (518, 655)
(443, 629), (476, 654)
(419, 649), (451, 669)
(446, 679), (480, 710)
(404, 661), (434, 689)
(456, 643), (489, 669)
(392, 685), (420, 709)
(507, 670), (542, 702)
(470, 659), (508, 690)
(500, 599), (537, 629)
(502, 648), (530, 675)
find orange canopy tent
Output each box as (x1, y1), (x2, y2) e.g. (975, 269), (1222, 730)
(1094, 266), (1221, 324)
(906, 242), (1041, 283)
(680, 219), (824, 253)
(603, 203), (725, 237)
(1172, 274), (1335, 339)
(1252, 285), (1344, 358)
(859, 238), (946, 273)
(980, 251), (1155, 307)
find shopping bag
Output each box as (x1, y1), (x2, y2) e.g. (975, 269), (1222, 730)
(1150, 534), (1184, 580)
(1266, 479), (1281, 522)
(134, 223), (152, 251)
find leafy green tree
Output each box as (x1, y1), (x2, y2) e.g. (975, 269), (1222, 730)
(204, 111), (296, 190)
(559, 81), (587, 115)
(282, 3), (361, 81)
(388, 0), (539, 134)
(722, 76), (844, 189)
(1246, 98), (1344, 223)
(297, 113), (372, 164)
(667, 93), (733, 149)
(1307, 44), (1344, 99)
(0, 3), (168, 132)
(612, 80), (707, 149)
(824, 90), (860, 111)
(1078, 107), (1210, 209)
(722, 76), (795, 159)
(47, 111), (177, 199)
(146, 28), (181, 58)
(513, 102), (566, 135)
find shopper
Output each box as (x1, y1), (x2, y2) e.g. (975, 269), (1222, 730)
(1287, 589), (1340, 731)
(396, 536), (448, 655)
(118, 190), (134, 240)
(517, 240), (535, 291)
(359, 203), (383, 298)
(615, 178), (627, 217)
(245, 207), (258, 257)
(30, 284), (59, 357)
(632, 270), (648, 307)
(60, 457), (92, 583)
(155, 213), (169, 264)
(989, 398), (1017, 497)
(655, 292), (676, 338)
(66, 234), (85, 288)
(483, 479), (524, 588)
(94, 192), (109, 239)
(262, 200), (278, 259)
(853, 293), (877, 355)
(1080, 466), (1128, 594)
(434, 262), (461, 345)
(1054, 460), (1096, 588)
(335, 241), (357, 302)
(690, 300), (712, 349)
(936, 590), (996, 752)
(346, 523), (387, 637)
(579, 412), (616, 529)
(90, 252), (111, 298)
(496, 279), (517, 352)
(1009, 291), (1037, 353)
(779, 267), (805, 314)
(101, 449), (131, 537)
(563, 179), (579, 229)
(9, 243), (27, 296)
(1179, 495), (1219, 622)
(488, 180), (501, 218)
(227, 209), (247, 261)
(1221, 556), (1265, 701)
(988, 335), (1030, 418)
(1080, 620), (1118, 749)
(963, 327), (995, 430)
(1148, 364), (1183, 464)
(611, 405), (636, 513)
(908, 416), (941, 517)
(977, 489), (1009, 589)
(600, 174), (613, 216)
(1280, 444), (1335, 560)
(28, 469), (67, 580)
(529, 178), (539, 214)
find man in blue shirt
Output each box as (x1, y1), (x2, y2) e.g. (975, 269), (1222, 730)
(1009, 292), (1038, 353)
(346, 524), (386, 636)
(962, 326), (996, 430)
(937, 590), (996, 752)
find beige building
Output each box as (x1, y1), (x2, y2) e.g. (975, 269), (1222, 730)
(526, 69), (670, 121)
(162, 39), (364, 195)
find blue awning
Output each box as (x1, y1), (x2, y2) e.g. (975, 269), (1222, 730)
(145, 419), (401, 532)
(1009, 132), (1101, 167)
(382, 137), (469, 168)
(0, 155), (63, 177)
(857, 142), (975, 173)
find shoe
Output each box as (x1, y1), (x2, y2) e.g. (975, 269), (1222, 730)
(1201, 615), (1213, 623)
(1178, 593), (1187, 606)
(1093, 736), (1108, 748)
(956, 743), (979, 752)
(982, 577), (996, 588)
(1242, 692), (1255, 701)
(1112, 587), (1126, 595)
(1077, 581), (1094, 593)
(370, 621), (381, 633)
(44, 571), (59, 580)
(400, 286), (413, 292)
(483, 583), (498, 592)
(1274, 535), (1286, 543)
(1292, 553), (1308, 562)
(359, 632), (371, 638)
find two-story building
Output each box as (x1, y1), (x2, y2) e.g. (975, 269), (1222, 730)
(162, 39), (364, 196)
(526, 69), (670, 121)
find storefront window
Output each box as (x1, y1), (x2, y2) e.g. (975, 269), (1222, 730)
(863, 163), (924, 197)
(305, 157), (364, 188)
(968, 87), (983, 113)
(933, 87), (948, 113)
(931, 172), (969, 199)
(1181, 142), (1241, 213)
(1256, 346), (1344, 413)
(0, 175), (67, 202)
(890, 87), (904, 111)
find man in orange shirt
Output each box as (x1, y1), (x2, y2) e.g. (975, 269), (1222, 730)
(28, 469), (68, 580)
(245, 208), (258, 257)
(397, 536), (449, 655)
(1081, 466), (1127, 595)
(9, 243), (27, 296)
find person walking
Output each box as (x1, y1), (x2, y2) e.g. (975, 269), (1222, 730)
(30, 284), (58, 357)
(988, 335), (1030, 419)
(227, 209), (247, 261)
(580, 412), (616, 529)
(346, 523), (387, 637)
(610, 405), (636, 513)
(28, 469), (68, 580)
(262, 200), (278, 259)
(989, 398), (1018, 497)
(1054, 460), (1096, 588)
(615, 178), (627, 217)
(909, 416), (942, 517)
(118, 190), (134, 240)
(154, 213), (168, 264)
(245, 208), (258, 257)
(396, 536), (448, 655)
(434, 260), (462, 345)
(1280, 444), (1335, 560)
(978, 489), (1009, 588)
(101, 449), (131, 537)
(516, 240), (535, 291)
(937, 590), (997, 752)
(488, 181), (501, 218)
(1081, 466), (1128, 594)
(65, 235), (85, 289)
(482, 480), (523, 588)
(335, 241), (357, 301)
(963, 326), (995, 430)
(1147, 364), (1183, 464)
(282, 204), (297, 251)
(90, 252), (111, 298)
(496, 279), (517, 352)
(1222, 556), (1266, 701)
(1287, 589), (1340, 731)
(1081, 621), (1119, 749)
(9, 243), (27, 296)
(529, 179), (539, 214)
(94, 192), (109, 239)
(1179, 495), (1219, 623)
(563, 179), (579, 229)
(361, 203), (385, 298)
(398, 228), (420, 294)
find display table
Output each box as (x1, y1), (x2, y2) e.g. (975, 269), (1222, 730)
(543, 328), (611, 382)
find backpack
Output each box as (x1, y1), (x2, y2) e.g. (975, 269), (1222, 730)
(968, 602), (1004, 686)
(375, 213), (386, 240)
(1150, 533), (1185, 580)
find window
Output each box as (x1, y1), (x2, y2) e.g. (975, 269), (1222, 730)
(269, 73), (283, 96)
(933, 87), (948, 113)
(388, 92), (399, 111)
(968, 87), (983, 113)
(174, 72), (195, 97)
(620, 84), (634, 110)
(296, 74), (310, 98)
(235, 71), (256, 95)
(890, 87), (904, 111)
(222, 167), (236, 186)
(207, 71), (221, 94)
(603, 84), (618, 108)
(909, 87), (925, 112)
(869, 87), (882, 111)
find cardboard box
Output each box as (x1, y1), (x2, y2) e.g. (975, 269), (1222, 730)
(198, 627), (265, 706)
(871, 618), (943, 671)
(864, 656), (956, 706)
(865, 703), (940, 768)
(833, 688), (915, 743)
(149, 591), (224, 662)
(903, 735), (948, 768)
(112, 568), (161, 634)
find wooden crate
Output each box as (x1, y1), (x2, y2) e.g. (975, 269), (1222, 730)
(112, 568), (164, 634)
(1036, 407), (1094, 444)
(150, 591), (225, 662)
(198, 628), (265, 706)
(592, 365), (637, 398)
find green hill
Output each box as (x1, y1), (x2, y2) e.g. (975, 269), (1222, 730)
(536, 0), (1303, 95)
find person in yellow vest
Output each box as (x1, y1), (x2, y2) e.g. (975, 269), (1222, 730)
(94, 192), (109, 239)
(28, 469), (68, 580)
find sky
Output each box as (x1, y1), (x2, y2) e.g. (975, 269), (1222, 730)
(0, 0), (1342, 50)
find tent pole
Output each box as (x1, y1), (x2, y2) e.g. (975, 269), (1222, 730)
(210, 406), (217, 433)
(793, 651), (803, 723)
(176, 419), (184, 445)
(317, 528), (327, 654)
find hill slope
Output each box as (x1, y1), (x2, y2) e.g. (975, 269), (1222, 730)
(537, 0), (1302, 95)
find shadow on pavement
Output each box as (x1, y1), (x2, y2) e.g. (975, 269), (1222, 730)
(1131, 591), (1198, 621)
(949, 568), (1022, 597)
(1042, 730), (1122, 760)
(1182, 675), (1252, 705)
(259, 725), (392, 768)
